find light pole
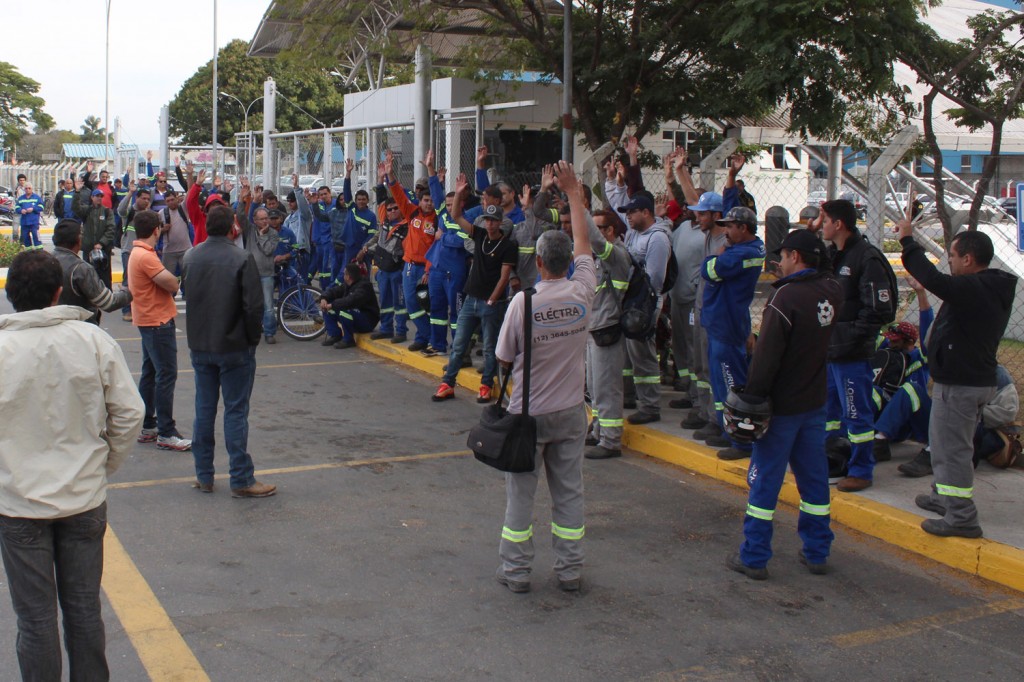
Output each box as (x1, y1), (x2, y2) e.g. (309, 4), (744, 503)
(104, 0), (112, 167)
(219, 93), (264, 177)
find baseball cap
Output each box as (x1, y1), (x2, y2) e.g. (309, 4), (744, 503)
(665, 200), (683, 222)
(286, 190), (297, 203)
(204, 192), (227, 210)
(716, 206), (757, 230)
(774, 228), (823, 256)
(616, 195), (654, 214)
(798, 205), (820, 223)
(481, 204), (504, 222)
(687, 192), (723, 213)
(91, 189), (104, 197)
(883, 321), (919, 344)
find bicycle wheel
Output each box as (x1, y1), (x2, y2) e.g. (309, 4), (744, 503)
(277, 285), (326, 340)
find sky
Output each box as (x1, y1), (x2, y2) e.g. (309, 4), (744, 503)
(5, 0), (266, 149)
(5, 0), (1019, 152)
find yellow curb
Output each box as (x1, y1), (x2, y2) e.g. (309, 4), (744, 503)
(354, 334), (486, 392)
(623, 422), (1024, 593)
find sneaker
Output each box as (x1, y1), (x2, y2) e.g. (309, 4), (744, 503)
(264, 335), (277, 345)
(477, 385), (493, 403)
(137, 428), (158, 444)
(835, 476), (872, 492)
(390, 335), (408, 344)
(231, 480), (277, 498)
(408, 341), (428, 352)
(717, 447), (750, 461)
(432, 383), (455, 402)
(898, 448), (933, 478)
(914, 493), (946, 516)
(705, 433), (732, 448)
(192, 480), (214, 493)
(726, 551), (768, 581)
(333, 339), (356, 349)
(585, 445), (622, 460)
(156, 435), (192, 452)
(321, 335), (341, 347)
(798, 550), (829, 575)
(693, 422), (722, 440)
(496, 573), (530, 594)
(627, 411), (660, 425)
(421, 346), (443, 357)
(681, 413), (709, 430)
(370, 331), (393, 340)
(668, 397), (694, 409)
(122, 313), (133, 322)
(873, 437), (892, 462)
(921, 518), (982, 538)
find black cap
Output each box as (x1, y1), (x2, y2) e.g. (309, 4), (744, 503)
(286, 190), (296, 203)
(481, 204), (503, 222)
(774, 229), (823, 256)
(616, 195), (654, 214)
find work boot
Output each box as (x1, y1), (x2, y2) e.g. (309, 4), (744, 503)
(717, 447), (750, 461)
(835, 476), (872, 492)
(370, 331), (393, 340)
(681, 413), (709, 430)
(921, 518), (982, 539)
(914, 493), (946, 516)
(705, 433), (731, 447)
(231, 480), (277, 498)
(898, 448), (933, 478)
(798, 550), (829, 575)
(693, 422), (722, 440)
(726, 551), (768, 581)
(873, 437), (892, 463)
(585, 445), (622, 460)
(627, 411), (660, 425)
(496, 573), (530, 594)
(668, 397), (693, 409)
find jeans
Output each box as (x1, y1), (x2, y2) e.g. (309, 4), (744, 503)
(191, 348), (258, 490)
(0, 503), (109, 682)
(138, 320), (179, 437)
(442, 295), (501, 389)
(260, 276), (277, 338)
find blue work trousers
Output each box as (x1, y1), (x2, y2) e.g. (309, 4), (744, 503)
(311, 243), (334, 289)
(826, 360), (876, 480)
(190, 348), (258, 491)
(875, 381), (931, 444)
(376, 269), (406, 336)
(427, 261), (467, 353)
(707, 337), (751, 451)
(741, 407), (834, 569)
(325, 308), (375, 342)
(402, 262), (430, 344)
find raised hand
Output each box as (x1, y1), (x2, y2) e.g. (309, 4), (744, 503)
(184, 160), (195, 177)
(384, 149), (394, 177)
(625, 135), (639, 164)
(728, 153), (745, 175)
(346, 158), (355, 176)
(292, 173), (299, 188)
(173, 155), (180, 167)
(673, 147), (689, 172)
(421, 149), (434, 171)
(603, 159), (615, 181)
(146, 150), (153, 161)
(212, 175), (222, 188)
(519, 184), (532, 207)
(455, 172), (469, 196)
(437, 166), (447, 184)
(196, 169), (207, 185)
(541, 164), (556, 191)
(476, 145), (488, 168)
(377, 161), (386, 184)
(128, 180), (136, 193)
(554, 161), (580, 197)
(222, 178), (234, 195)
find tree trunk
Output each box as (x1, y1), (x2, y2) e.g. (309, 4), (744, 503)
(922, 90), (954, 251)
(967, 119), (1004, 231)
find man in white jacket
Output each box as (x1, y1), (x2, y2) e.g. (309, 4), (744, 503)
(0, 250), (144, 681)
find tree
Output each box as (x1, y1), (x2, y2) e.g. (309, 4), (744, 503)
(0, 61), (54, 149)
(80, 115), (106, 143)
(18, 129), (80, 164)
(272, 0), (926, 153)
(168, 40), (349, 145)
(899, 5), (1024, 243)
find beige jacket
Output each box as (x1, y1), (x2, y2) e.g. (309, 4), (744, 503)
(0, 305), (144, 518)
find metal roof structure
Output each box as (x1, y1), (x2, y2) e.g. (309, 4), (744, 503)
(249, 0), (562, 87)
(61, 144), (120, 159)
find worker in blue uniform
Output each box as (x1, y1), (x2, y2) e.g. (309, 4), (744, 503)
(699, 206), (766, 460)
(728, 229), (844, 580)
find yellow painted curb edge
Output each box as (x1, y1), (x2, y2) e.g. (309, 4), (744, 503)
(622, 423), (1024, 593)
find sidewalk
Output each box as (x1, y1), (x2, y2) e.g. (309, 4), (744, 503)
(353, 335), (1024, 595)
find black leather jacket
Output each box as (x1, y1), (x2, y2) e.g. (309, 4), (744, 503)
(826, 231), (897, 362)
(54, 246), (132, 324)
(181, 236), (264, 352)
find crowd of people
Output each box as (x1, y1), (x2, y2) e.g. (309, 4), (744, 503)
(0, 138), (1019, 674)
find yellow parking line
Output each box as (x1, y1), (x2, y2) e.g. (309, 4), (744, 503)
(103, 527), (210, 681)
(110, 450), (471, 490)
(830, 597), (1024, 649)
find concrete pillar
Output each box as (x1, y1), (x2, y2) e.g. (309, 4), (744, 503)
(159, 106), (170, 175)
(113, 117), (122, 178)
(827, 147), (843, 200)
(413, 43), (432, 172)
(322, 129), (332, 184)
(445, 118), (461, 192)
(262, 77), (276, 187)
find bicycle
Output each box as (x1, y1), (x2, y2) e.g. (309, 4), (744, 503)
(276, 279), (326, 341)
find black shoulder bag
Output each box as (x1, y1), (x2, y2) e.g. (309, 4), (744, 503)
(467, 288), (537, 473)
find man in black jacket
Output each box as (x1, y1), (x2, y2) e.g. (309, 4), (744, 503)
(898, 219), (1017, 538)
(53, 220), (132, 324)
(727, 229), (843, 580)
(181, 204), (275, 499)
(319, 263), (381, 349)
(811, 199), (897, 493)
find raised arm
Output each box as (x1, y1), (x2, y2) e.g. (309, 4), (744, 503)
(450, 173), (476, 236)
(672, 149), (700, 207)
(556, 162), (590, 262)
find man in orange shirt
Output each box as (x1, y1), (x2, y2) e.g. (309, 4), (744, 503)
(384, 149), (436, 351)
(128, 210), (192, 452)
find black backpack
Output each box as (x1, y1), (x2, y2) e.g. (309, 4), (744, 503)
(871, 347), (910, 402)
(867, 242), (900, 325)
(620, 253), (659, 340)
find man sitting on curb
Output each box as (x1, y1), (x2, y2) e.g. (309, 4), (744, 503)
(319, 263), (381, 349)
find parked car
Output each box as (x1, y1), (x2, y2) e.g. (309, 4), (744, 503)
(999, 196), (1017, 220)
(807, 190), (827, 206)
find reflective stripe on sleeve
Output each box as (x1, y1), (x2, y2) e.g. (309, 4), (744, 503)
(902, 383), (921, 412)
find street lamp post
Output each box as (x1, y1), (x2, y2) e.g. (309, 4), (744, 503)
(105, 0), (112, 167)
(219, 93), (265, 178)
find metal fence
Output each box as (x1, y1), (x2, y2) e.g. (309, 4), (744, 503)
(0, 162), (88, 198)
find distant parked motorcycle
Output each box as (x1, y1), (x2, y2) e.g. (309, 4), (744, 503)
(0, 195), (14, 226)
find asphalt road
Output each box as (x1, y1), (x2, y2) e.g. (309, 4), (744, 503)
(0, 305), (1022, 680)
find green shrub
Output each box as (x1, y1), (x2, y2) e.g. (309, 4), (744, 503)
(0, 239), (24, 268)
